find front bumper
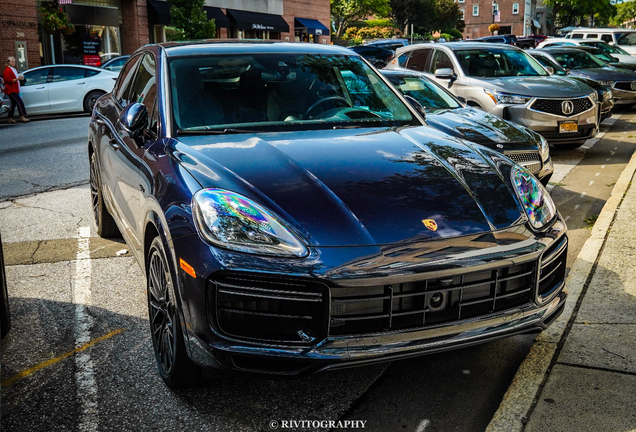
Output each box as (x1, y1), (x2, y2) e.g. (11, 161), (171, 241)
(174, 219), (569, 376)
(610, 86), (636, 105)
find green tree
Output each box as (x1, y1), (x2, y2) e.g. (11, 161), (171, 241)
(611, 1), (636, 27)
(168, 0), (216, 40)
(544, 0), (614, 29)
(331, 0), (392, 39)
(390, 0), (464, 35)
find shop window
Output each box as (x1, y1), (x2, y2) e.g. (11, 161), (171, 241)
(61, 25), (121, 66)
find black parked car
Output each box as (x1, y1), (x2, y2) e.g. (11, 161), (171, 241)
(348, 45), (394, 68)
(530, 51), (615, 121)
(90, 41), (567, 387)
(532, 48), (636, 107)
(1, 230), (10, 339)
(472, 35), (517, 46)
(381, 69), (553, 184)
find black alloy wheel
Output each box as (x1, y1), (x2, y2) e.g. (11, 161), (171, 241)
(147, 236), (201, 388)
(89, 152), (119, 238)
(84, 90), (105, 113)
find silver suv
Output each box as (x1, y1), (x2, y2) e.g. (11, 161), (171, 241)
(386, 42), (599, 149)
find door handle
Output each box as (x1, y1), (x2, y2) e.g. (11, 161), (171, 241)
(77, 82), (85, 85)
(35, 86), (45, 89)
(109, 138), (119, 149)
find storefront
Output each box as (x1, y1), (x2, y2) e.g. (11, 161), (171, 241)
(227, 9), (289, 40)
(294, 17), (329, 43)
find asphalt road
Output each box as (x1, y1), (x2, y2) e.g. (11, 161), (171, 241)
(1, 112), (635, 431)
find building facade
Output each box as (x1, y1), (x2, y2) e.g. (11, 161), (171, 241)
(459, 0), (538, 39)
(0, 0), (330, 72)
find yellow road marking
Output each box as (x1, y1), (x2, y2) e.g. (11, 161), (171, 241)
(1, 329), (124, 387)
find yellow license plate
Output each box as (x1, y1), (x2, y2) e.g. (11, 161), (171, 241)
(559, 122), (578, 133)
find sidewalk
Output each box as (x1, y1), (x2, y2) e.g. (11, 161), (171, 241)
(487, 126), (636, 431)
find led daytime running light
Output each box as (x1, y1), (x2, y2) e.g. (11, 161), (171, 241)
(511, 166), (556, 230)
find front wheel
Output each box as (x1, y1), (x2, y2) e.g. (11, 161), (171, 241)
(84, 90), (105, 113)
(147, 236), (202, 388)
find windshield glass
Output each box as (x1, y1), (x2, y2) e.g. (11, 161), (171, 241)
(168, 54), (414, 132)
(455, 48), (548, 77)
(551, 51), (607, 69)
(384, 75), (460, 110)
(532, 55), (568, 76)
(587, 50), (615, 63)
(617, 32), (636, 46)
(581, 41), (629, 55)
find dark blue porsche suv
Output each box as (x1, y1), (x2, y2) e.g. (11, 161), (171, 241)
(89, 41), (568, 388)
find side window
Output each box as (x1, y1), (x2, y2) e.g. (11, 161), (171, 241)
(587, 34), (598, 39)
(22, 68), (49, 86)
(85, 69), (100, 77)
(406, 49), (432, 71)
(114, 55), (142, 106)
(601, 34), (613, 43)
(50, 67), (85, 82)
(398, 52), (411, 67)
(430, 50), (454, 73)
(128, 53), (157, 134)
(572, 33), (584, 39)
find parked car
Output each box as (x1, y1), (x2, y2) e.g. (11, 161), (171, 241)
(101, 55), (130, 73)
(515, 36), (537, 49)
(564, 28), (636, 55)
(532, 48), (636, 107)
(361, 38), (410, 51)
(472, 35), (518, 46)
(0, 77), (9, 117)
(1, 230), (10, 339)
(529, 51), (614, 121)
(2, 65), (118, 116)
(381, 69), (553, 184)
(562, 45), (636, 72)
(89, 41), (568, 387)
(348, 45), (394, 68)
(386, 42), (599, 149)
(537, 38), (636, 64)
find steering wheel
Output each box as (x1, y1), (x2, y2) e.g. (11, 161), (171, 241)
(304, 96), (352, 118)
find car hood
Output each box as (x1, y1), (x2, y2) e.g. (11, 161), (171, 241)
(425, 107), (539, 149)
(568, 67), (636, 81)
(469, 75), (593, 97)
(172, 127), (525, 247)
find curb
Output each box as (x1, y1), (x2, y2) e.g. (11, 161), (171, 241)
(486, 117), (636, 432)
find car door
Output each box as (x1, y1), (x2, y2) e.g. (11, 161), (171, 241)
(19, 68), (51, 114)
(48, 67), (90, 113)
(110, 53), (157, 254)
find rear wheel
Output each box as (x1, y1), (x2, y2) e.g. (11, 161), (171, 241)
(147, 236), (202, 388)
(84, 90), (105, 113)
(373, 61), (387, 69)
(90, 152), (119, 238)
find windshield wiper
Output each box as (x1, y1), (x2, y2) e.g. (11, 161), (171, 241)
(177, 128), (265, 135)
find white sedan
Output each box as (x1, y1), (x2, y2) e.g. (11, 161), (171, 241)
(16, 64), (118, 115)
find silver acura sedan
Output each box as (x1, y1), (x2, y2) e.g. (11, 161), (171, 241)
(386, 42), (600, 149)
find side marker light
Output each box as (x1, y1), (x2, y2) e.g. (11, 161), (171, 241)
(179, 258), (196, 278)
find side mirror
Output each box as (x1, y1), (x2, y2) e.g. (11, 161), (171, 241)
(120, 103), (148, 141)
(545, 66), (555, 75)
(404, 95), (426, 119)
(435, 68), (456, 80)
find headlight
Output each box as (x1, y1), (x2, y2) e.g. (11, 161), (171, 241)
(604, 90), (613, 101)
(484, 89), (532, 105)
(599, 80), (614, 86)
(538, 135), (550, 162)
(589, 92), (598, 103)
(510, 165), (557, 230)
(192, 188), (308, 257)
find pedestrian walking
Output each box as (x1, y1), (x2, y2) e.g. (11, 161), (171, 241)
(3, 56), (29, 123)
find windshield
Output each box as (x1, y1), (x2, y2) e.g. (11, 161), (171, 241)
(581, 41), (629, 55)
(169, 54), (414, 132)
(384, 75), (460, 110)
(551, 51), (607, 69)
(455, 48), (548, 77)
(587, 50), (615, 63)
(617, 32), (636, 46)
(532, 55), (568, 76)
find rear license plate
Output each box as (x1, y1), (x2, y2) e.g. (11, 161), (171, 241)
(559, 121), (578, 133)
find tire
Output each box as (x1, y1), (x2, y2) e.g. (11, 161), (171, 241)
(90, 152), (119, 238)
(0, 234), (10, 339)
(374, 61), (387, 69)
(467, 101), (483, 110)
(84, 90), (105, 113)
(147, 236), (202, 388)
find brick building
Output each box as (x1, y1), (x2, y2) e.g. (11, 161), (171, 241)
(459, 0), (538, 39)
(0, 0), (331, 72)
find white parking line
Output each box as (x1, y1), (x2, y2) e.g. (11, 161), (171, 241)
(589, 181), (594, 186)
(74, 227), (98, 432)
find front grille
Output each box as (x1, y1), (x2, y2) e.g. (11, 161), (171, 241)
(212, 273), (328, 344)
(613, 82), (636, 92)
(532, 97), (593, 116)
(538, 127), (594, 140)
(505, 151), (542, 174)
(329, 262), (537, 336)
(538, 237), (568, 302)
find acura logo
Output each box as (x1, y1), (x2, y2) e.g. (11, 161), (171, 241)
(561, 100), (574, 115)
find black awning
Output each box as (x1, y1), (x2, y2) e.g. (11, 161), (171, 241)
(203, 6), (230, 28)
(65, 4), (119, 27)
(227, 9), (289, 32)
(147, 1), (230, 28)
(294, 18), (329, 36)
(147, 0), (171, 25)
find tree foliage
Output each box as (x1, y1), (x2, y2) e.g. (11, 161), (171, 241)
(611, 1), (636, 27)
(168, 0), (216, 40)
(544, 0), (615, 28)
(390, 0), (463, 35)
(331, 0), (392, 39)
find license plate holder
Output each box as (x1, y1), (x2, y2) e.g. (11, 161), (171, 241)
(559, 121), (578, 133)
